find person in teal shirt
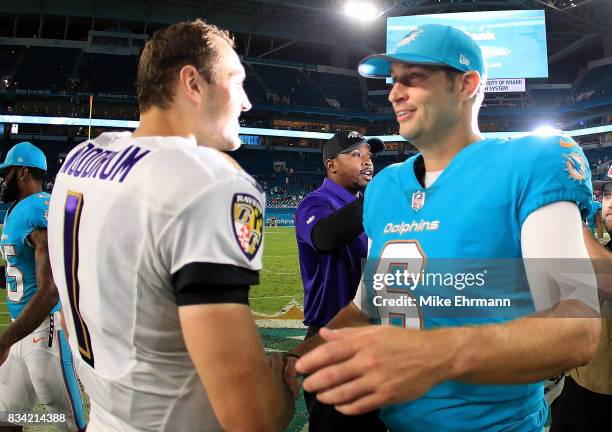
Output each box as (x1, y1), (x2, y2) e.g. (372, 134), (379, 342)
(586, 198), (603, 240)
(0, 142), (86, 431)
(287, 24), (601, 432)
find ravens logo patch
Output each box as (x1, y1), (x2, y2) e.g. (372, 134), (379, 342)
(232, 193), (264, 260)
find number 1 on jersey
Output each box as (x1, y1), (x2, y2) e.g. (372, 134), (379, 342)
(64, 191), (95, 368)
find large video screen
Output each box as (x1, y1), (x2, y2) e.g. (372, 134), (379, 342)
(387, 10), (548, 79)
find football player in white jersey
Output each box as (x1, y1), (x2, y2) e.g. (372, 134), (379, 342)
(47, 20), (295, 432)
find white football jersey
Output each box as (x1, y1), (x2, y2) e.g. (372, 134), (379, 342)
(47, 132), (265, 432)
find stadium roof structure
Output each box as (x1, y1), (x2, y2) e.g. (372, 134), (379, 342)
(1, 0), (611, 66)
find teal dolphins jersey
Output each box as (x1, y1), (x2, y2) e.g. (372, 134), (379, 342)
(1, 192), (58, 319)
(586, 200), (602, 232)
(361, 134), (592, 431)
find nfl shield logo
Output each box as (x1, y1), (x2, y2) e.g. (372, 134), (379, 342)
(411, 191), (425, 211)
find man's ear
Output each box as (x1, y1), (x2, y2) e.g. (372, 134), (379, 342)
(458, 70), (481, 101)
(19, 166), (29, 181)
(178, 65), (204, 105)
(325, 158), (337, 174)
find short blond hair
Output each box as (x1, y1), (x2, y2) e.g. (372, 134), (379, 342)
(136, 19), (234, 113)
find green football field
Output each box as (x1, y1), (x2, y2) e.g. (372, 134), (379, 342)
(0, 227), (309, 431)
(251, 227), (304, 314)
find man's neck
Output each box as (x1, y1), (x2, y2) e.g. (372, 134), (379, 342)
(133, 107), (194, 139)
(17, 185), (42, 203)
(327, 177), (360, 197)
(413, 119), (482, 172)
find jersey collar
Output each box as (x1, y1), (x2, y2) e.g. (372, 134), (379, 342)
(401, 140), (487, 193)
(322, 178), (359, 204)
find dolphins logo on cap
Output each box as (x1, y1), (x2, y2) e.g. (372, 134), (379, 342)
(397, 29), (423, 48)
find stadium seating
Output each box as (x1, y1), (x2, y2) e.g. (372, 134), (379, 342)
(305, 70), (364, 112)
(0, 45), (25, 78)
(367, 93), (393, 114)
(3, 47), (138, 95)
(574, 61), (612, 107)
(78, 53), (139, 94)
(584, 146), (612, 179)
(8, 46), (611, 119)
(243, 65), (267, 104)
(16, 47), (80, 91)
(250, 63), (327, 108)
(230, 146), (401, 207)
(576, 62), (612, 95)
(530, 88), (571, 108)
(5, 46), (371, 114)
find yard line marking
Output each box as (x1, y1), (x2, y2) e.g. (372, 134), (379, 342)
(256, 319), (306, 329)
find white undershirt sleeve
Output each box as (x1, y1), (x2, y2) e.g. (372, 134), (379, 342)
(352, 238), (372, 311)
(521, 201), (599, 313)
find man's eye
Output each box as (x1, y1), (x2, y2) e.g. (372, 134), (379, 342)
(397, 73), (425, 86)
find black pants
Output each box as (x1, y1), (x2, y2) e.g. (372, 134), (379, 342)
(550, 375), (612, 432)
(303, 326), (387, 432)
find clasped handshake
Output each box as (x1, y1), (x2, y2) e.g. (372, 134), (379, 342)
(269, 325), (444, 416)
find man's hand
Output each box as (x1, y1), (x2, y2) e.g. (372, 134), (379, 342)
(268, 353), (299, 400)
(282, 354), (300, 399)
(295, 326), (456, 415)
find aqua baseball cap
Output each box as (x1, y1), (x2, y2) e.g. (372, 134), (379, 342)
(0, 142), (47, 173)
(358, 23), (485, 79)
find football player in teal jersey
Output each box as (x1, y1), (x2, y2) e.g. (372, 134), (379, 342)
(0, 142), (86, 431)
(285, 24), (601, 431)
(586, 197), (603, 240)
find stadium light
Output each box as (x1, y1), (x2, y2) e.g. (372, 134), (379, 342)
(344, 1), (380, 22)
(533, 126), (560, 136)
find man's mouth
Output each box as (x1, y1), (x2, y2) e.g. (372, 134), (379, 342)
(396, 109), (416, 122)
(360, 169), (373, 180)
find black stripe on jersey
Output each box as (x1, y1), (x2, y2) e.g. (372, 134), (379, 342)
(174, 283), (250, 306)
(172, 262), (258, 306)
